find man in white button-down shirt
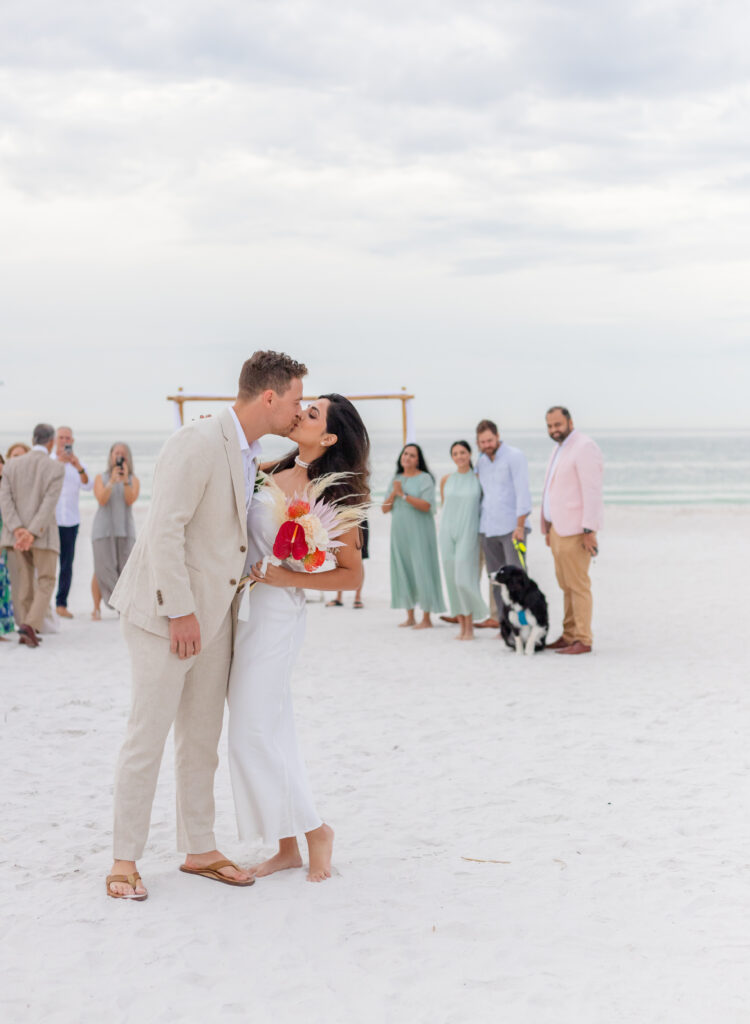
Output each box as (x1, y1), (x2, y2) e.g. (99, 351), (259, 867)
(51, 426), (92, 618)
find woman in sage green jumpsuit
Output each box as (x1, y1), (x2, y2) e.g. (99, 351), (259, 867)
(382, 444), (445, 629)
(439, 440), (488, 641)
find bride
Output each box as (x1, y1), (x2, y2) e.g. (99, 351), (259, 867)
(227, 393), (370, 882)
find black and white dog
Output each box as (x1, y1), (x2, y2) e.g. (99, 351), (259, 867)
(492, 565), (549, 655)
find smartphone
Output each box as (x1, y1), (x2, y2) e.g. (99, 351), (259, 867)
(64, 444), (73, 454)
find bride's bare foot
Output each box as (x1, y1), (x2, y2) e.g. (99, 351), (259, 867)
(251, 838), (303, 877)
(306, 823), (334, 882)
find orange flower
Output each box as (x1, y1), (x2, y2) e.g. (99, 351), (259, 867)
(303, 548), (326, 572)
(287, 500), (310, 519)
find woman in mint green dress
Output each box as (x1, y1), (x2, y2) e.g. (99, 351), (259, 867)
(382, 444), (445, 628)
(439, 440), (488, 641)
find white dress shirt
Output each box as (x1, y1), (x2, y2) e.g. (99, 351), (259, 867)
(476, 443), (532, 536)
(228, 407), (263, 519)
(51, 453), (93, 527)
(542, 430), (576, 523)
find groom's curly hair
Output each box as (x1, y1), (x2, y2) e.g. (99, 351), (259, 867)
(238, 351), (308, 399)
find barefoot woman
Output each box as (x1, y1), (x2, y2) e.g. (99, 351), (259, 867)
(227, 395), (369, 882)
(382, 443), (445, 629)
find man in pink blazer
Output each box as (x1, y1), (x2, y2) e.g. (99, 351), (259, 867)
(540, 406), (604, 655)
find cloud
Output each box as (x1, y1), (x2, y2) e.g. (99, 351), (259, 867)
(3, 1), (750, 97)
(0, 0), (749, 429)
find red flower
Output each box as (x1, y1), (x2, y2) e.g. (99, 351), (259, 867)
(287, 500), (310, 519)
(273, 520), (310, 561)
(303, 548), (326, 572)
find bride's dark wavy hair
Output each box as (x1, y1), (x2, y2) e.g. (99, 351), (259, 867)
(268, 393), (371, 508)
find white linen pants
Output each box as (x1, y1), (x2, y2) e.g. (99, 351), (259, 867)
(113, 612), (232, 860)
(227, 584), (321, 844)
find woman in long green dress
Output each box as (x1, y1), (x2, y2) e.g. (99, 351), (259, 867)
(382, 443), (445, 629)
(439, 440), (488, 641)
(0, 454), (15, 639)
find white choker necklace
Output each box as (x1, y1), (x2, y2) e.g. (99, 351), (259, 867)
(295, 455), (311, 469)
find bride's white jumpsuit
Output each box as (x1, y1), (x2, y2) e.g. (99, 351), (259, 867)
(227, 490), (323, 843)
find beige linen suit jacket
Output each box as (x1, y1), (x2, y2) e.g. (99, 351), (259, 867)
(0, 450), (65, 552)
(109, 408), (249, 644)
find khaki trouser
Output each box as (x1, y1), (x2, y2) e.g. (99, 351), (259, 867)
(113, 611), (233, 860)
(4, 547), (58, 632)
(549, 527), (593, 646)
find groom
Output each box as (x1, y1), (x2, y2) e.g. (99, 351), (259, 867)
(107, 351), (308, 899)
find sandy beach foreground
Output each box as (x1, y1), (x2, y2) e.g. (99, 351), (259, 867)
(1, 505), (749, 1023)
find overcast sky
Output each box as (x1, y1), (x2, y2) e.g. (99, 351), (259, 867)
(1, 0), (749, 434)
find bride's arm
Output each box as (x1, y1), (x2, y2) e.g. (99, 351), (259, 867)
(249, 525), (364, 592)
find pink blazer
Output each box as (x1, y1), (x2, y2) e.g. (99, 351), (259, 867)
(540, 431), (604, 537)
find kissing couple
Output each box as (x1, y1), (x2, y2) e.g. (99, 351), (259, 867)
(106, 351), (370, 900)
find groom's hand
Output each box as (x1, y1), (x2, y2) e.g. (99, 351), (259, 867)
(169, 613), (202, 659)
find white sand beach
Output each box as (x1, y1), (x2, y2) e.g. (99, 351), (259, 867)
(2, 504), (749, 1024)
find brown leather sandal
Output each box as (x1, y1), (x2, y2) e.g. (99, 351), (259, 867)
(179, 858), (255, 887)
(106, 871), (148, 900)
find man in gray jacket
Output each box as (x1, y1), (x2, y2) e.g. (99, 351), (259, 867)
(107, 351), (307, 901)
(0, 423), (65, 648)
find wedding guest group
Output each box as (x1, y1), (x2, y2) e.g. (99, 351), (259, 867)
(385, 408), (603, 653)
(91, 443), (140, 620)
(0, 424), (65, 648)
(52, 426), (92, 618)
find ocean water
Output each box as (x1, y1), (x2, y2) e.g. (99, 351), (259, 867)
(1, 428), (748, 507)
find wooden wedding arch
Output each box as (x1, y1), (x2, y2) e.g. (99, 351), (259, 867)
(167, 387), (417, 443)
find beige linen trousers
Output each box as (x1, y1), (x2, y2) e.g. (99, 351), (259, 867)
(114, 613), (234, 859)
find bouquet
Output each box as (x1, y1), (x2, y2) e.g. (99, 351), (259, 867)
(266, 473), (367, 571)
(238, 473), (368, 593)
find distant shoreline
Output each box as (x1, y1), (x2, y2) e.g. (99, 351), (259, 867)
(3, 428), (749, 507)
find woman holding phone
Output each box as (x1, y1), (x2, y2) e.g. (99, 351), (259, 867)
(91, 443), (140, 618)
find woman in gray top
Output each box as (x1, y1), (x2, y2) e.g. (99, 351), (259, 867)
(91, 442), (140, 618)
